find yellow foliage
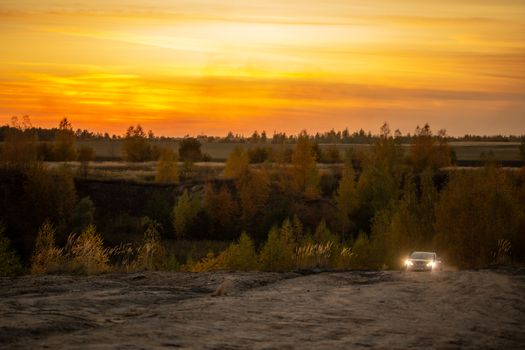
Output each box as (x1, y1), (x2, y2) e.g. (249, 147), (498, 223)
(224, 147), (249, 179)
(68, 225), (109, 274)
(31, 221), (64, 274)
(134, 218), (167, 271)
(222, 232), (258, 271)
(156, 148), (179, 183)
(291, 131), (319, 198)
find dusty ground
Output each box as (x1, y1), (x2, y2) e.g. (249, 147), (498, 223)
(1, 269), (524, 349)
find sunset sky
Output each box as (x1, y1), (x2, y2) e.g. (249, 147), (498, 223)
(1, 0), (524, 136)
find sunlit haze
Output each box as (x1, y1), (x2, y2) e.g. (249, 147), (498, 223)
(1, 0), (524, 136)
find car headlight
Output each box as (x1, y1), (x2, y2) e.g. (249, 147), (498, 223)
(426, 261), (435, 268)
(405, 260), (413, 266)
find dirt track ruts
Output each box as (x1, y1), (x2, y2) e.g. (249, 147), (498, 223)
(1, 269), (524, 349)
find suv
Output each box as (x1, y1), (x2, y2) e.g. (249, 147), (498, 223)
(404, 251), (443, 271)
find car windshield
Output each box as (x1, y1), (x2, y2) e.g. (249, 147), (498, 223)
(410, 252), (434, 260)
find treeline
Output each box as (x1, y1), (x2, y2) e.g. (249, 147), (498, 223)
(2, 116), (524, 144)
(1, 122), (524, 276)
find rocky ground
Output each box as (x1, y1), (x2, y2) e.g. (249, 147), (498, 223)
(1, 269), (524, 349)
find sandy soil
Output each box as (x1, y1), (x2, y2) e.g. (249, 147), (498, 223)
(1, 269), (524, 349)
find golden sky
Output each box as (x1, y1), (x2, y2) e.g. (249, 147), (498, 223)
(1, 0), (524, 136)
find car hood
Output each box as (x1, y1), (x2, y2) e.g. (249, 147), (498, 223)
(409, 259), (433, 262)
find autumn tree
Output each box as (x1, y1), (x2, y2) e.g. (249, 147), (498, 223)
(156, 148), (179, 183)
(1, 116), (37, 170)
(259, 222), (296, 272)
(203, 183), (238, 237)
(334, 160), (358, 239)
(356, 123), (403, 230)
(291, 131), (319, 198)
(31, 221), (63, 274)
(224, 147), (249, 179)
(236, 169), (270, 227)
(172, 190), (200, 238)
(222, 232), (258, 271)
(24, 164), (77, 242)
(123, 125), (152, 162)
(409, 124), (451, 172)
(53, 118), (77, 161)
(434, 167), (521, 268)
(178, 137), (202, 162)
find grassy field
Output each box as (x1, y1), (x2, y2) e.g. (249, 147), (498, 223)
(77, 140), (523, 162)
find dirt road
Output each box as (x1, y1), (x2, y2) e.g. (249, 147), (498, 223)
(1, 270), (524, 349)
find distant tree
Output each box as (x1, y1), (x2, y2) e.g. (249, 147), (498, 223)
(155, 148), (179, 183)
(1, 116), (37, 170)
(0, 224), (22, 276)
(178, 137), (202, 162)
(409, 124), (451, 172)
(291, 131), (319, 198)
(123, 125), (152, 162)
(247, 146), (272, 163)
(321, 145), (341, 164)
(71, 197), (95, 234)
(261, 131), (268, 143)
(53, 118), (77, 161)
(172, 190), (200, 238)
(77, 145), (95, 178)
(224, 147), (249, 179)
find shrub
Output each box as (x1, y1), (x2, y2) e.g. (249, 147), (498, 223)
(223, 232), (258, 271)
(134, 218), (166, 270)
(184, 252), (224, 272)
(68, 225), (109, 274)
(31, 221), (64, 274)
(349, 232), (372, 269)
(0, 225), (22, 276)
(296, 241), (334, 269)
(259, 225), (295, 272)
